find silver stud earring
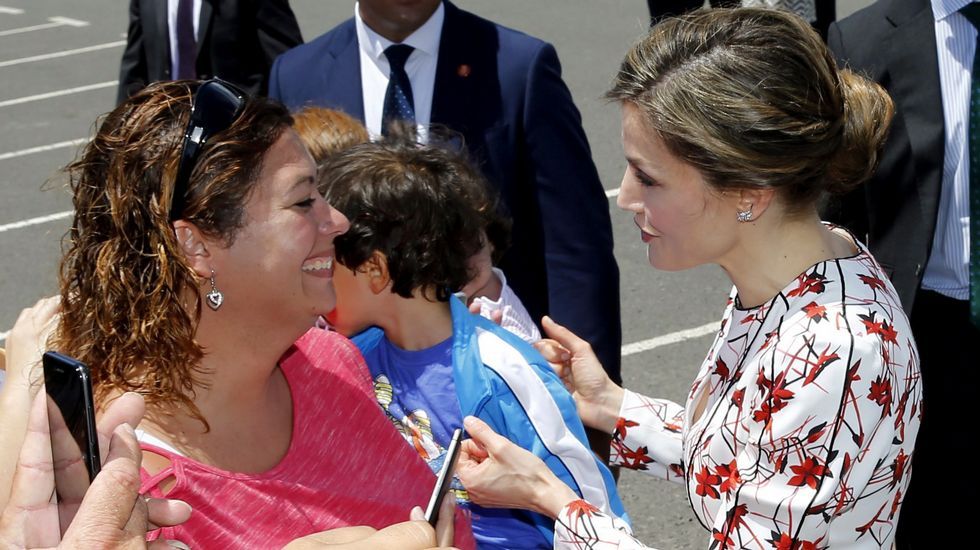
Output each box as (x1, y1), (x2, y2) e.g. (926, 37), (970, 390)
(206, 269), (224, 310)
(736, 205), (754, 223)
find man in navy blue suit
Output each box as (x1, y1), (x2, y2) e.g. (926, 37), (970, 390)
(269, 1), (623, 411)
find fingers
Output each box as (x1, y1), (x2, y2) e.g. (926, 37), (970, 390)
(62, 424), (145, 545)
(146, 497), (192, 529)
(532, 338), (571, 364)
(434, 495), (455, 547)
(467, 301), (481, 314)
(96, 392), (145, 464)
(540, 316), (592, 355)
(409, 505), (425, 522)
(369, 520), (435, 549)
(2, 391), (59, 548)
(458, 439), (488, 463)
(460, 416), (509, 456)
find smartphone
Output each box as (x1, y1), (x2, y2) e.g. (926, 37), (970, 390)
(43, 351), (101, 533)
(425, 428), (463, 526)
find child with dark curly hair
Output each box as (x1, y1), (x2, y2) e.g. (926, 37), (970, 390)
(319, 138), (628, 549)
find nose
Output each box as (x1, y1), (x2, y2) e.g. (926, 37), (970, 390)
(615, 169), (640, 213)
(316, 196), (350, 236)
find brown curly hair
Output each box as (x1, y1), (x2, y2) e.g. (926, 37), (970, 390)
(321, 136), (491, 302)
(53, 81), (292, 426)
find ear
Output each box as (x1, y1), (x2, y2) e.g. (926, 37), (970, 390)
(360, 251), (391, 295)
(733, 187), (776, 221)
(172, 220), (213, 279)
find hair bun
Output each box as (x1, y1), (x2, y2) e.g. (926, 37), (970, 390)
(824, 69), (894, 195)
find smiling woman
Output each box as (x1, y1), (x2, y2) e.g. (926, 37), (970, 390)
(0, 80), (467, 548)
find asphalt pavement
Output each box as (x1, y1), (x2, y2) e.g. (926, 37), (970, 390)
(0, 1), (872, 547)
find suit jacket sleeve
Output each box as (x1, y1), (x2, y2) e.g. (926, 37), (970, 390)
(521, 43), (623, 383)
(823, 22), (871, 242)
(117, 0), (149, 104)
(256, 0), (303, 96)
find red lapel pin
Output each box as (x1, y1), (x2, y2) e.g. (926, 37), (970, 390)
(457, 64), (471, 78)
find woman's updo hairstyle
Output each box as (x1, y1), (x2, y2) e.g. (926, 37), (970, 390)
(55, 80), (292, 425)
(608, 7), (894, 214)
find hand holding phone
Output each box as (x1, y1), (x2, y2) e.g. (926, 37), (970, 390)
(425, 428), (463, 526)
(43, 351), (101, 535)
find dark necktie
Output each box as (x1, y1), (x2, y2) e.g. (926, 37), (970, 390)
(176, 0), (197, 79)
(961, 2), (980, 326)
(381, 44), (416, 136)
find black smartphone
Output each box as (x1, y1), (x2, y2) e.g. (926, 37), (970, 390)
(425, 428), (463, 526)
(43, 351), (101, 534)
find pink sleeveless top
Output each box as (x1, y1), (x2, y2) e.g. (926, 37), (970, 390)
(141, 329), (475, 549)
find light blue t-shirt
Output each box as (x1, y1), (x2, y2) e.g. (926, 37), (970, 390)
(361, 333), (551, 549)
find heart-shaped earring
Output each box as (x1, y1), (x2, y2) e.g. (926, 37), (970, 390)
(206, 269), (224, 311)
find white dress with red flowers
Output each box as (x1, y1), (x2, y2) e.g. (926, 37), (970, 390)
(554, 238), (921, 549)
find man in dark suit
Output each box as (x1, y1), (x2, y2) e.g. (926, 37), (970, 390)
(269, 0), (622, 406)
(827, 0), (979, 546)
(117, 0), (303, 103)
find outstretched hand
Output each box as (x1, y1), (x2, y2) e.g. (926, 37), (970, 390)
(455, 416), (577, 520)
(534, 316), (625, 433)
(0, 391), (191, 549)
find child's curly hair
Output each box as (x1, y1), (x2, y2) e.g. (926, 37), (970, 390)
(321, 132), (501, 301)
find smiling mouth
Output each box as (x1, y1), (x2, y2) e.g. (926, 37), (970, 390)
(633, 217), (657, 239)
(302, 257), (334, 273)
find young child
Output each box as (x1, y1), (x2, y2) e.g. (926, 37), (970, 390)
(320, 139), (629, 549)
(459, 188), (541, 344)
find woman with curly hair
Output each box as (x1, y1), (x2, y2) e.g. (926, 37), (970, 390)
(1, 80), (465, 549)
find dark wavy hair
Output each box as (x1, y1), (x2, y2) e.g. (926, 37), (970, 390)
(53, 80), (292, 426)
(320, 136), (491, 301)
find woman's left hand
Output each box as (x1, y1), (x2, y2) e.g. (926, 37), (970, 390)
(4, 296), (61, 388)
(455, 416), (577, 519)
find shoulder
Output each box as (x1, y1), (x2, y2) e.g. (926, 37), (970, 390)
(444, 3), (551, 65)
(275, 18), (355, 67)
(829, 0), (921, 54)
(285, 328), (372, 386)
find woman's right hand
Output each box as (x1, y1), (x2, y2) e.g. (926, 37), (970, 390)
(536, 316), (625, 434)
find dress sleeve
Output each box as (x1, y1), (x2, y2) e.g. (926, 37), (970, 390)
(698, 307), (917, 548)
(610, 390), (686, 482)
(553, 499), (652, 550)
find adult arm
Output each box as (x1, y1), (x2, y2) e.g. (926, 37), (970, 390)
(538, 317), (686, 481)
(457, 416), (650, 550)
(0, 392), (190, 549)
(0, 297), (60, 511)
(520, 42), (622, 384)
(117, 0), (149, 104)
(255, 0), (304, 96)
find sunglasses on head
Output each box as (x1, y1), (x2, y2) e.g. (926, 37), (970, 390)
(169, 78), (247, 221)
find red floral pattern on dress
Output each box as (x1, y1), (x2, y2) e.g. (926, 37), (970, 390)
(555, 231), (921, 549)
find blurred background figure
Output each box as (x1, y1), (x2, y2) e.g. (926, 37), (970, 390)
(648, 1), (836, 39)
(826, 0), (980, 547)
(117, 0), (303, 102)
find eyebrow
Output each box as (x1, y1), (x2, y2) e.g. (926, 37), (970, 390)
(287, 174), (315, 193)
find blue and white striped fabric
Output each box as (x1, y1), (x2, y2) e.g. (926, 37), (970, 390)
(923, 0), (978, 301)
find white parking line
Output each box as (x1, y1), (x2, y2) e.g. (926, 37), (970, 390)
(621, 321), (717, 357)
(0, 16), (88, 38)
(0, 80), (117, 108)
(0, 40), (125, 68)
(0, 138), (87, 161)
(0, 6), (24, 15)
(0, 210), (72, 234)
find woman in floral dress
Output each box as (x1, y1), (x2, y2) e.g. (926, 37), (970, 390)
(456, 8), (921, 549)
